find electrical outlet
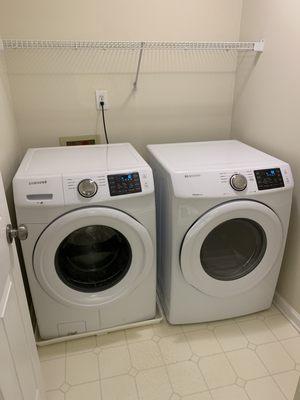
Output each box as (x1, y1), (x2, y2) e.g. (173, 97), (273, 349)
(95, 90), (109, 110)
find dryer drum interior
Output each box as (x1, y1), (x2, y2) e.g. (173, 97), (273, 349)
(200, 218), (267, 281)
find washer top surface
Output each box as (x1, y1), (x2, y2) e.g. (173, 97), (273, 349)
(16, 143), (147, 176)
(147, 140), (286, 172)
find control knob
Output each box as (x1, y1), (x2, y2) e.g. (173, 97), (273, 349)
(78, 179), (98, 198)
(230, 174), (247, 191)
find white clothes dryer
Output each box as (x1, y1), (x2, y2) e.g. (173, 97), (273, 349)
(147, 140), (293, 324)
(13, 143), (156, 339)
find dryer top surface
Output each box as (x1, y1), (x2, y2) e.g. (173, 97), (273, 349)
(147, 140), (287, 173)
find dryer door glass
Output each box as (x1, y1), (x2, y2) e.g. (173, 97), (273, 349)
(55, 225), (132, 292)
(200, 218), (267, 281)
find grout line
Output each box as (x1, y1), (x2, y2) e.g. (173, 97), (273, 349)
(181, 328), (210, 392)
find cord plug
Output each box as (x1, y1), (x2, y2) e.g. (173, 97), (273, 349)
(95, 90), (108, 110)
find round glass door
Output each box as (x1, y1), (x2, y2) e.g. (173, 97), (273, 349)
(200, 218), (267, 281)
(33, 207), (154, 307)
(180, 200), (283, 297)
(55, 225), (132, 292)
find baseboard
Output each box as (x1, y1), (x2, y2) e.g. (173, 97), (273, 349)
(273, 291), (300, 332)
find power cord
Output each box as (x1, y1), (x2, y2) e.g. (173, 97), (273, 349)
(100, 101), (109, 144)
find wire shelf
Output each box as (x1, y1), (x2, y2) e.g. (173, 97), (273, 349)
(2, 39), (264, 52)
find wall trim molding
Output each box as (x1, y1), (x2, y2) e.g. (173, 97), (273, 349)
(273, 291), (300, 332)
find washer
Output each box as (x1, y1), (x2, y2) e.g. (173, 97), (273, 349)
(147, 140), (294, 324)
(13, 143), (156, 339)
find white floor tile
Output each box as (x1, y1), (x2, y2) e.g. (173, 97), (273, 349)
(40, 311), (298, 400)
(265, 314), (299, 340)
(167, 361), (207, 396)
(227, 348), (268, 380)
(99, 345), (131, 378)
(214, 324), (248, 351)
(181, 323), (208, 333)
(273, 370), (300, 400)
(96, 330), (126, 349)
(39, 342), (66, 361)
(101, 375), (138, 400)
(186, 330), (222, 357)
(136, 366), (172, 400)
(257, 305), (280, 318)
(256, 342), (294, 374)
(238, 319), (276, 345)
(153, 321), (183, 337)
(234, 312), (259, 323)
(211, 385), (249, 400)
(182, 392), (212, 400)
(46, 390), (64, 400)
(158, 334), (192, 364)
(65, 381), (101, 400)
(198, 353), (236, 389)
(126, 325), (154, 343)
(245, 376), (286, 400)
(129, 340), (164, 370)
(66, 336), (97, 355)
(41, 358), (66, 391)
(281, 337), (300, 363)
(66, 352), (99, 385)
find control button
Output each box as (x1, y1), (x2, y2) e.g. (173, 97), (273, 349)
(77, 179), (98, 198)
(230, 174), (248, 191)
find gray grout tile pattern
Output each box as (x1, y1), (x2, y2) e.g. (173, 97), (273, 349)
(40, 305), (300, 400)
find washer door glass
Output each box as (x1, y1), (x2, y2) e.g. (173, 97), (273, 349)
(33, 207), (154, 307)
(200, 218), (267, 281)
(55, 225), (132, 293)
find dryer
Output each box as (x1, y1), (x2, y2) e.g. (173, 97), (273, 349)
(13, 143), (156, 339)
(147, 140), (293, 324)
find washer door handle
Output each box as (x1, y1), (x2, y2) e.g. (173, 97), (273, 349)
(6, 224), (28, 244)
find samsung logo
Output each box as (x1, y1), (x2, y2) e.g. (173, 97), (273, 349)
(29, 180), (47, 185)
(184, 174), (201, 178)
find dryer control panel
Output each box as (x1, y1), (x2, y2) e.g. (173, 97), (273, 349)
(254, 168), (284, 190)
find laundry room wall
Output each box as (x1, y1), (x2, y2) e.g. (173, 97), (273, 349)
(0, 31), (21, 213)
(0, 0), (242, 155)
(232, 0), (300, 314)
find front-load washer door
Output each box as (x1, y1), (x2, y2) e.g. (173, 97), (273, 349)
(180, 200), (283, 297)
(33, 207), (154, 307)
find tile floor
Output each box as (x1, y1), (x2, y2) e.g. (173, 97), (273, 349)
(39, 305), (300, 400)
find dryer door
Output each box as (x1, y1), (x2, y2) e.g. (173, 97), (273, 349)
(33, 207), (154, 307)
(180, 200), (283, 297)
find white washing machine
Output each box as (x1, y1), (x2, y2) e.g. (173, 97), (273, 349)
(13, 143), (156, 339)
(147, 140), (293, 324)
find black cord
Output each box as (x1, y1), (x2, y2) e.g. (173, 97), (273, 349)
(100, 101), (109, 144)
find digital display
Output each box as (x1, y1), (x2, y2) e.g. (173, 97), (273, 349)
(107, 172), (142, 196)
(265, 169), (276, 177)
(254, 168), (284, 190)
(120, 174), (133, 181)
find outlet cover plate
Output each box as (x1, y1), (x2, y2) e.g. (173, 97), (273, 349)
(95, 90), (109, 110)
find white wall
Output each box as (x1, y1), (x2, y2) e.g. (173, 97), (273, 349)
(0, 0), (242, 155)
(0, 35), (21, 214)
(232, 0), (300, 313)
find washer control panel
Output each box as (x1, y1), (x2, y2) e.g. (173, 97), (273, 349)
(62, 169), (153, 204)
(254, 168), (284, 190)
(107, 172), (141, 196)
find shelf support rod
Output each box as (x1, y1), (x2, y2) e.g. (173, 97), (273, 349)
(133, 41), (145, 91)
